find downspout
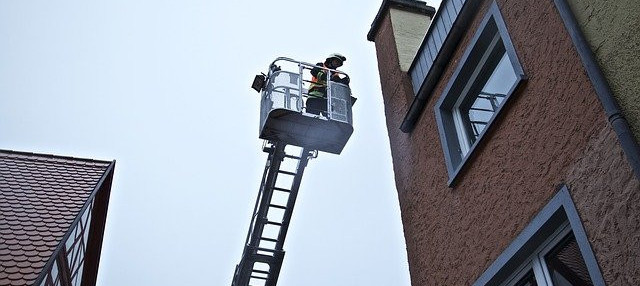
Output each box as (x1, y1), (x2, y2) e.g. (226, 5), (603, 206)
(555, 0), (640, 180)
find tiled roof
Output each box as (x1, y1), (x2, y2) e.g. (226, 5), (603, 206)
(0, 150), (111, 286)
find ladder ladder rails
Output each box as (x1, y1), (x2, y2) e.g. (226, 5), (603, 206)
(231, 141), (315, 286)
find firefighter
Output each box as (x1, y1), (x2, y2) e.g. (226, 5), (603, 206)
(306, 53), (350, 116)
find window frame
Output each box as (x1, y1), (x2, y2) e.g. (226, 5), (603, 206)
(434, 1), (526, 186)
(508, 262), (536, 286)
(39, 198), (95, 286)
(501, 222), (575, 286)
(472, 185), (605, 286)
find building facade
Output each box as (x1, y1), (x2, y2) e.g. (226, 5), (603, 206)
(566, 0), (640, 143)
(368, 0), (639, 285)
(0, 150), (115, 286)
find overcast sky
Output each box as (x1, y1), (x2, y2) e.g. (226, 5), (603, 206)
(0, 1), (439, 285)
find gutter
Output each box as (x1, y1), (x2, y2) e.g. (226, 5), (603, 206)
(555, 0), (640, 180)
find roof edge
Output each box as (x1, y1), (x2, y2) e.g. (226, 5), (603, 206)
(367, 0), (436, 41)
(0, 148), (112, 165)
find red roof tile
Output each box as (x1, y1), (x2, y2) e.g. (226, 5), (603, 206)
(0, 150), (111, 286)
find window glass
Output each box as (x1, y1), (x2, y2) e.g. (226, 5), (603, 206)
(51, 260), (59, 283)
(480, 51), (517, 97)
(513, 270), (537, 286)
(59, 198), (93, 286)
(544, 234), (594, 286)
(72, 263), (84, 286)
(495, 225), (598, 286)
(459, 52), (517, 144)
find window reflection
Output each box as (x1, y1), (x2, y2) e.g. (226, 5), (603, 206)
(501, 229), (598, 286)
(544, 234), (594, 286)
(459, 50), (517, 146)
(513, 270), (537, 286)
(65, 199), (93, 286)
(40, 198), (94, 286)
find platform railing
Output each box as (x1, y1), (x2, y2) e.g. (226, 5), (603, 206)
(260, 57), (352, 128)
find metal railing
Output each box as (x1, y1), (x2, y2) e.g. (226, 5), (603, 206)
(259, 57), (353, 129)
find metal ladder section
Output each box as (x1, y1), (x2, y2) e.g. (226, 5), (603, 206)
(231, 141), (315, 286)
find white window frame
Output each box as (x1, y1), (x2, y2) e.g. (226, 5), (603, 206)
(505, 261), (535, 286)
(451, 32), (502, 155)
(501, 222), (573, 286)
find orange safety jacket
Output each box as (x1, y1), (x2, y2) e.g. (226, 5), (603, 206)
(308, 63), (330, 98)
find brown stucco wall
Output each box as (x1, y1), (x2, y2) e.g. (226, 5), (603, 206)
(566, 125), (640, 285)
(371, 0), (640, 285)
(567, 0), (640, 142)
(372, 8), (430, 283)
(371, 9), (421, 191)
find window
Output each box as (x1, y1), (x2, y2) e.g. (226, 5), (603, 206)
(435, 1), (525, 185)
(473, 186), (605, 286)
(502, 223), (595, 286)
(39, 198), (94, 286)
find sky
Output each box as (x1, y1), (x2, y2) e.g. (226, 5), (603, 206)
(0, 1), (439, 285)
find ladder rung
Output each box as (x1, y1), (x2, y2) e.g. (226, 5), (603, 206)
(277, 170), (297, 176)
(265, 221), (282, 226)
(252, 269), (270, 275)
(256, 247), (276, 252)
(261, 237), (278, 242)
(272, 187), (290, 193)
(269, 204), (287, 210)
(250, 275), (268, 280)
(284, 154), (301, 160)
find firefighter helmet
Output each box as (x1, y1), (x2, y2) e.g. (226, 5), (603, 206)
(327, 53), (347, 62)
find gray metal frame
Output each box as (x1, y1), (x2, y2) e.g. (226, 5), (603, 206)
(231, 142), (315, 286)
(472, 185), (605, 286)
(434, 1), (526, 186)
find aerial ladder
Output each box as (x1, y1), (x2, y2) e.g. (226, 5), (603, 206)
(231, 57), (355, 286)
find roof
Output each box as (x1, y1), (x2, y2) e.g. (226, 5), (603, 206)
(401, 0), (479, 132)
(367, 0), (436, 41)
(0, 150), (112, 286)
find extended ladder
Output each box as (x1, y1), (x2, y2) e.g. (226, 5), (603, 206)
(231, 141), (315, 286)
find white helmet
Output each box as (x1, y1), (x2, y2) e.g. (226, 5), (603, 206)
(327, 53), (347, 62)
